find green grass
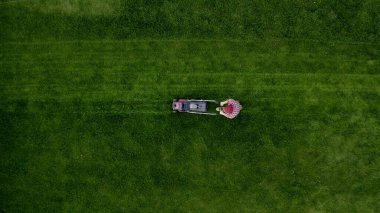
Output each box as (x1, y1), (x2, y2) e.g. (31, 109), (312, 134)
(1, 0), (380, 212)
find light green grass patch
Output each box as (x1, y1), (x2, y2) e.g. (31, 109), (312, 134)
(8, 0), (122, 16)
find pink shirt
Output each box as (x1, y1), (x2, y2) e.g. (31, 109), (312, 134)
(223, 99), (242, 119)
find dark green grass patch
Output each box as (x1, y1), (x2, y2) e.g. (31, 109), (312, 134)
(1, 0), (379, 41)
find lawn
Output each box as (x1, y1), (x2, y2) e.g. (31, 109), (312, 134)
(1, 0), (379, 212)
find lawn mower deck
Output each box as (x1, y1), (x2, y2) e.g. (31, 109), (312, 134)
(172, 99), (219, 115)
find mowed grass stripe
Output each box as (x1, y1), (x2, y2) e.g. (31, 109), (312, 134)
(1, 38), (379, 46)
(1, 88), (378, 114)
(2, 85), (379, 100)
(2, 46), (378, 61)
(1, 52), (377, 64)
(2, 41), (378, 80)
(3, 56), (377, 65)
(2, 66), (379, 93)
(1, 96), (379, 115)
(1, 58), (377, 75)
(2, 65), (376, 75)
(3, 72), (379, 84)
(2, 72), (379, 93)
(2, 39), (378, 58)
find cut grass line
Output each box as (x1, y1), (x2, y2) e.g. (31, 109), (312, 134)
(0, 0), (31, 5)
(2, 49), (376, 59)
(2, 52), (378, 64)
(2, 88), (379, 101)
(6, 95), (378, 108)
(0, 97), (167, 105)
(2, 74), (379, 88)
(2, 95), (378, 104)
(2, 68), (377, 76)
(2, 84), (379, 91)
(2, 83), (379, 90)
(1, 57), (376, 64)
(0, 109), (371, 118)
(0, 110), (170, 115)
(1, 71), (378, 78)
(132, 85), (379, 89)
(72, 111), (168, 115)
(0, 97), (298, 104)
(1, 38), (380, 46)
(137, 73), (380, 78)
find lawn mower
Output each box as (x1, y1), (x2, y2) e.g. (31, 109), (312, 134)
(172, 99), (219, 115)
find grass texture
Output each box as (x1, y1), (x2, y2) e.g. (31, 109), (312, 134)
(1, 0), (379, 212)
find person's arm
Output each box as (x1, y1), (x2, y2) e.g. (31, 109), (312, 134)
(220, 100), (229, 106)
(219, 110), (227, 116)
(220, 110), (233, 119)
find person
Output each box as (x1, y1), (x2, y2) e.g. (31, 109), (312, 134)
(216, 99), (242, 119)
